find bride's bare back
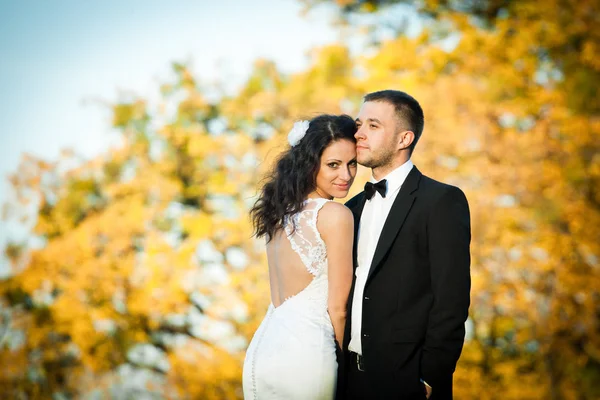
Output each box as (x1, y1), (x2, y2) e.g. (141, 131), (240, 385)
(266, 198), (327, 308)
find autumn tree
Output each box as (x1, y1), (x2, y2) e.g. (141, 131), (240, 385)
(303, 1), (600, 398)
(1, 1), (598, 399)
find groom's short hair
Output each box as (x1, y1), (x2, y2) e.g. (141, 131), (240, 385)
(364, 90), (424, 154)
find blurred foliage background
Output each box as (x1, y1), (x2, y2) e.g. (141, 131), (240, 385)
(1, 0), (599, 399)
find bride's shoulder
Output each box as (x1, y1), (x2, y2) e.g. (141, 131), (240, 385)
(316, 201), (353, 235)
(319, 200), (352, 216)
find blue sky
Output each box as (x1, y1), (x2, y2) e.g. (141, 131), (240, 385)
(0, 0), (341, 266)
(0, 0), (339, 202)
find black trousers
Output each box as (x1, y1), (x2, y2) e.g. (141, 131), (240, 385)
(345, 352), (371, 400)
(343, 353), (430, 400)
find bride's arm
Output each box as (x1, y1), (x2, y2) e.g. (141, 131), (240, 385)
(318, 202), (354, 348)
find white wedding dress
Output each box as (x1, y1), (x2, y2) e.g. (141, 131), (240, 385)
(243, 198), (337, 399)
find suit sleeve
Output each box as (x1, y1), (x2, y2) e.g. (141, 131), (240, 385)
(420, 186), (471, 388)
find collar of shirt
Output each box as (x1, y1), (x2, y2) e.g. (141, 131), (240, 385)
(368, 159), (414, 200)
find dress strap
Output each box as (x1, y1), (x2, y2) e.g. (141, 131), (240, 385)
(307, 198), (329, 248)
(307, 197), (330, 213)
(284, 198), (330, 277)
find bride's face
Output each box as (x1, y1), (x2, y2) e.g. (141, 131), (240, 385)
(314, 139), (357, 199)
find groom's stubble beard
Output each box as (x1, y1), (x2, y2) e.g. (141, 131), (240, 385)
(358, 143), (396, 170)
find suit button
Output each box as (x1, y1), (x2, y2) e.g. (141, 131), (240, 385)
(364, 296), (369, 300)
(363, 333), (369, 338)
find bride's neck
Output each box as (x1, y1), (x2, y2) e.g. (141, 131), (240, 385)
(307, 189), (332, 200)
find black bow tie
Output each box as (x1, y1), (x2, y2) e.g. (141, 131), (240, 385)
(364, 179), (387, 200)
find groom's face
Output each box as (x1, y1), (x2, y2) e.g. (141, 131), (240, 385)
(355, 101), (400, 169)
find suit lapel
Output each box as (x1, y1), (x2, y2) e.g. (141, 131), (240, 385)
(366, 167), (422, 284)
(345, 193), (367, 341)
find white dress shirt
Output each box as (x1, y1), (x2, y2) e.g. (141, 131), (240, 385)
(348, 159), (414, 355)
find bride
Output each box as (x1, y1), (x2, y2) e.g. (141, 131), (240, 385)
(243, 114), (358, 399)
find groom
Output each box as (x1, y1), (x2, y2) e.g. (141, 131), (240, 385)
(338, 90), (471, 399)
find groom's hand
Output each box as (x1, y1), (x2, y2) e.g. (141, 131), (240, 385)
(423, 382), (432, 399)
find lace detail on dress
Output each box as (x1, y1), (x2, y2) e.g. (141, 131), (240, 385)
(284, 198), (329, 277)
(242, 198), (336, 399)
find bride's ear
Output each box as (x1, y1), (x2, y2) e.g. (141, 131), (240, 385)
(397, 130), (415, 151)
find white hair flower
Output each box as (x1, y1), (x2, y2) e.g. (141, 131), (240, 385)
(287, 120), (310, 147)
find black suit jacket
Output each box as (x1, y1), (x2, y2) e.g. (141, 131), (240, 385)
(337, 166), (471, 400)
